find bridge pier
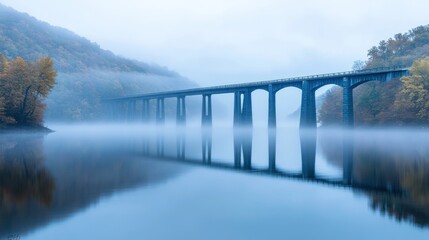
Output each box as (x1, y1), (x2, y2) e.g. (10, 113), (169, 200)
(142, 99), (150, 123)
(177, 126), (186, 160)
(201, 94), (212, 127)
(233, 129), (252, 169)
(200, 94), (213, 162)
(156, 98), (165, 125)
(156, 98), (165, 156)
(300, 81), (317, 128)
(176, 96), (186, 126)
(268, 128), (276, 172)
(342, 78), (354, 127)
(127, 100), (136, 122)
(300, 129), (316, 179)
(268, 85), (276, 128)
(233, 90), (253, 168)
(202, 127), (212, 163)
(234, 90), (253, 128)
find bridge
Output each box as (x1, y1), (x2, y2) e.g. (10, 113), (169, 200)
(106, 66), (409, 128)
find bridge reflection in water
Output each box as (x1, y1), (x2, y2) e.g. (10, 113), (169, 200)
(1, 126), (429, 238)
(139, 126), (401, 195)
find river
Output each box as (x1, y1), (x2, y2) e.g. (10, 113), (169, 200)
(0, 123), (428, 239)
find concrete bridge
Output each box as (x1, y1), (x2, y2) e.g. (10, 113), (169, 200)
(107, 66), (409, 128)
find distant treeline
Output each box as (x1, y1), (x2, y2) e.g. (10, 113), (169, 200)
(319, 25), (429, 126)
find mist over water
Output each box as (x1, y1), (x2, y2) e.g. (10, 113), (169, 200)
(1, 123), (429, 239)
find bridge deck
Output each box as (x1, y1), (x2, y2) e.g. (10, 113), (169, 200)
(106, 66), (409, 101)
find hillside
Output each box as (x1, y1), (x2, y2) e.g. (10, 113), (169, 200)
(0, 4), (196, 121)
(318, 25), (429, 126)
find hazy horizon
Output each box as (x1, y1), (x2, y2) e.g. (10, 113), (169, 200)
(1, 0), (427, 87)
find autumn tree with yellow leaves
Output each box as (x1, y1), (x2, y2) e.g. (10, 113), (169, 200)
(393, 57), (429, 124)
(318, 25), (429, 126)
(0, 54), (56, 127)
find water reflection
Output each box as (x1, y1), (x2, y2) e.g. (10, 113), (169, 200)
(0, 131), (185, 239)
(0, 134), (54, 206)
(319, 129), (429, 227)
(1, 125), (429, 239)
(138, 126), (428, 228)
(147, 127), (394, 192)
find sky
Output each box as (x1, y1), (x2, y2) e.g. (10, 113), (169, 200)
(0, 0), (428, 87)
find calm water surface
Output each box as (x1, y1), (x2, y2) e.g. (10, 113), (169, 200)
(1, 124), (429, 239)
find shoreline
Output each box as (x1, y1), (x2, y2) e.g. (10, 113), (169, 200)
(0, 125), (54, 134)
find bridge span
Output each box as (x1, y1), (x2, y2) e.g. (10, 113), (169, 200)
(106, 66), (409, 128)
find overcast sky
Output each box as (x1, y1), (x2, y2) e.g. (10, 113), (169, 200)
(1, 0), (428, 86)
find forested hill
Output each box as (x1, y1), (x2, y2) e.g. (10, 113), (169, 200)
(0, 4), (195, 121)
(0, 4), (174, 75)
(319, 25), (429, 126)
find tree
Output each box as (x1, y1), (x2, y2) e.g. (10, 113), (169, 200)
(0, 54), (56, 126)
(318, 25), (429, 126)
(394, 57), (429, 124)
(318, 88), (342, 125)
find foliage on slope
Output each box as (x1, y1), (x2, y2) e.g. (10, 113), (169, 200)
(0, 4), (195, 121)
(319, 25), (429, 126)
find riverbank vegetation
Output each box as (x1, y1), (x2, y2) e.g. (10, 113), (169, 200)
(0, 54), (56, 129)
(319, 25), (429, 126)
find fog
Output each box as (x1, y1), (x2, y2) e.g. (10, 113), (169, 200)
(3, 123), (429, 238)
(2, 2), (429, 239)
(1, 0), (428, 119)
(1, 0), (428, 90)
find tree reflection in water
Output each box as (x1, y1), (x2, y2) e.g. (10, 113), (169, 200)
(0, 131), (185, 239)
(0, 134), (54, 206)
(319, 129), (429, 227)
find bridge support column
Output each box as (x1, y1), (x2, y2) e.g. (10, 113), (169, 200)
(242, 90), (252, 127)
(233, 90), (253, 169)
(201, 94), (212, 163)
(176, 96), (186, 126)
(156, 98), (165, 125)
(268, 85), (276, 128)
(156, 98), (165, 157)
(300, 81), (316, 128)
(176, 126), (186, 160)
(142, 99), (150, 123)
(127, 100), (136, 122)
(342, 77), (354, 127)
(233, 90), (253, 128)
(175, 96), (186, 159)
(106, 102), (113, 121)
(300, 129), (316, 179)
(242, 133), (252, 170)
(202, 127), (212, 163)
(201, 94), (212, 127)
(267, 84), (277, 171)
(234, 92), (242, 127)
(268, 128), (276, 172)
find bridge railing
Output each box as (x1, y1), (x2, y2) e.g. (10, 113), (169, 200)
(201, 65), (409, 91)
(229, 65), (409, 87)
(105, 66), (409, 101)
